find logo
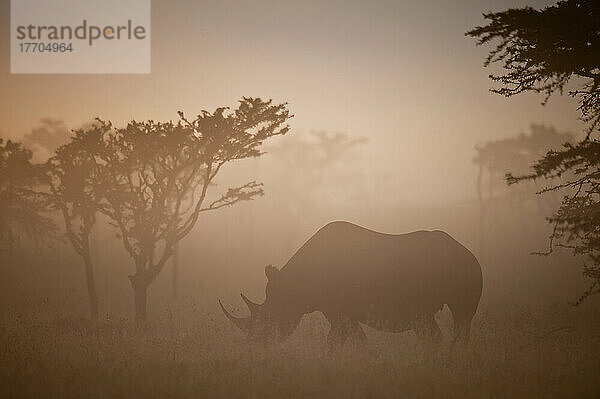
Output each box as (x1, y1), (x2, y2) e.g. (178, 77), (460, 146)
(11, 0), (151, 74)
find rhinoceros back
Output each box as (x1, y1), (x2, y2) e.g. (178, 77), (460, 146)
(280, 221), (482, 321)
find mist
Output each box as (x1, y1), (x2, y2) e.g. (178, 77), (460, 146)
(1, 1), (599, 398)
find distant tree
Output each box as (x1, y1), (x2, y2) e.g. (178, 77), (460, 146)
(268, 130), (367, 211)
(99, 98), (292, 322)
(44, 122), (112, 321)
(475, 125), (575, 186)
(474, 125), (573, 255)
(0, 139), (55, 251)
(271, 130), (366, 172)
(468, 0), (600, 302)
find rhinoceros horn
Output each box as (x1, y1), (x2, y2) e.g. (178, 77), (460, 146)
(240, 292), (262, 315)
(219, 299), (252, 332)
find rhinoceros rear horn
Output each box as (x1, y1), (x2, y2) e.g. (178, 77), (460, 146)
(219, 299), (252, 332)
(240, 292), (262, 315)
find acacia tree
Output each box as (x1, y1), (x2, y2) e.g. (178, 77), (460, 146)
(99, 97), (292, 322)
(474, 125), (573, 256)
(268, 131), (367, 210)
(468, 0), (600, 301)
(0, 139), (55, 251)
(44, 123), (112, 321)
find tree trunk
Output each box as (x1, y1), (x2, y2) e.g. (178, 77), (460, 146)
(134, 284), (148, 324)
(130, 248), (174, 323)
(171, 245), (178, 301)
(83, 254), (99, 322)
(476, 163), (484, 258)
(130, 271), (153, 324)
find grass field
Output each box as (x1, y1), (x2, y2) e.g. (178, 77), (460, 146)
(1, 302), (599, 399)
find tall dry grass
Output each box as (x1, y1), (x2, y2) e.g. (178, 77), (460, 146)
(1, 302), (599, 399)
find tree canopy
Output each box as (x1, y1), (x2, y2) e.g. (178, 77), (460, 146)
(467, 0), (600, 136)
(43, 122), (112, 320)
(0, 139), (55, 251)
(468, 0), (600, 302)
(96, 97), (292, 321)
(475, 124), (574, 178)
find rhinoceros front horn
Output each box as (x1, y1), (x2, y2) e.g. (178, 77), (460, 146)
(240, 292), (262, 315)
(219, 299), (251, 332)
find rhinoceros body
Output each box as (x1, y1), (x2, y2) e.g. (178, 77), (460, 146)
(221, 221), (483, 346)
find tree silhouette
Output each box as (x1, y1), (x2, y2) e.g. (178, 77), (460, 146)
(474, 125), (573, 256)
(44, 122), (112, 321)
(98, 97), (291, 322)
(468, 0), (600, 302)
(268, 130), (367, 213)
(0, 139), (55, 251)
(467, 0), (600, 137)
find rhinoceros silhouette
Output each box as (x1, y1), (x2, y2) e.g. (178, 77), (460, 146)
(221, 221), (483, 347)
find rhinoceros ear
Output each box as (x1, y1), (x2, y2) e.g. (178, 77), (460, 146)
(265, 265), (280, 282)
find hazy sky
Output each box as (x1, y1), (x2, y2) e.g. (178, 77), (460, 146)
(0, 0), (583, 203)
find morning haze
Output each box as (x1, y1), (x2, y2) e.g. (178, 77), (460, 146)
(0, 0), (582, 202)
(1, 0), (599, 398)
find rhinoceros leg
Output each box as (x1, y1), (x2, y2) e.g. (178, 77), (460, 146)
(414, 314), (442, 343)
(326, 314), (366, 349)
(452, 312), (474, 346)
(448, 302), (477, 345)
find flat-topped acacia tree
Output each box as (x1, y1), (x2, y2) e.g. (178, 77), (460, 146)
(99, 97), (292, 322)
(0, 139), (55, 251)
(45, 123), (112, 321)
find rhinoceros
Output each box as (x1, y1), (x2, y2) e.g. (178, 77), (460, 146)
(220, 221), (483, 346)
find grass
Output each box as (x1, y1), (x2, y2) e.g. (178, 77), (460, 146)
(1, 304), (600, 399)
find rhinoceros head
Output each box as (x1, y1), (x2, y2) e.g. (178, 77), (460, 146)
(219, 265), (301, 342)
